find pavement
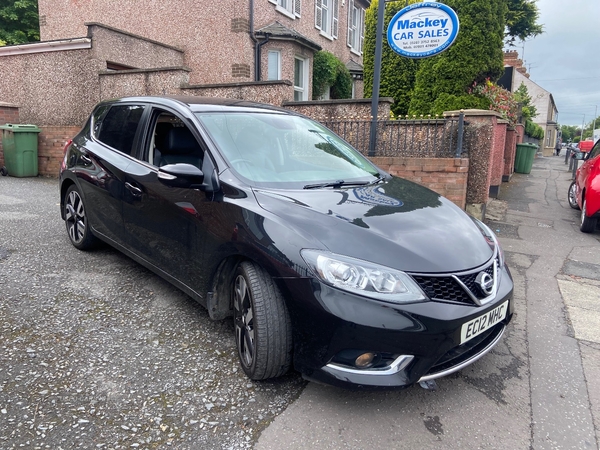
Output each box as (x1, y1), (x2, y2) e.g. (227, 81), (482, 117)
(0, 153), (599, 449)
(255, 154), (600, 449)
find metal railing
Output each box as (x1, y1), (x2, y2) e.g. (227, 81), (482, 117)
(322, 113), (466, 159)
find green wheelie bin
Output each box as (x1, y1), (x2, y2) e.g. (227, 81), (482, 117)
(0, 124), (41, 177)
(514, 142), (538, 174)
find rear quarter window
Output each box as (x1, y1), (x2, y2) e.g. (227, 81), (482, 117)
(96, 105), (145, 156)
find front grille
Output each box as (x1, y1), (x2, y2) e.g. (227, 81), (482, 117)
(411, 275), (473, 305)
(410, 258), (498, 306)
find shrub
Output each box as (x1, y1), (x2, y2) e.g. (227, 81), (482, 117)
(312, 51), (352, 100)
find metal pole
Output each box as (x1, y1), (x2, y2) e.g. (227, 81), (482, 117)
(369, 0), (386, 157)
(593, 105), (597, 142)
(580, 114), (585, 142)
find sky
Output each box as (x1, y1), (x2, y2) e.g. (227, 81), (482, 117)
(520, 0), (600, 128)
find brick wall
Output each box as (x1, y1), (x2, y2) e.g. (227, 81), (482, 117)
(371, 157), (469, 209)
(37, 126), (81, 176)
(0, 103), (20, 169)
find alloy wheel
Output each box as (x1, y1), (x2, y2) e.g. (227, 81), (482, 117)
(568, 182), (579, 209)
(234, 274), (255, 369)
(65, 189), (86, 245)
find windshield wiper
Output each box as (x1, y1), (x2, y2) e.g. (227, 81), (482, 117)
(303, 180), (371, 190)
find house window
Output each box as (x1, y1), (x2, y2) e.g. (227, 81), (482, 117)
(267, 51), (281, 81)
(315, 0), (339, 39)
(347, 0), (365, 54)
(270, 0), (301, 19)
(294, 57), (308, 101)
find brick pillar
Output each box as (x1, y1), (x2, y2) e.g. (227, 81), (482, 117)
(503, 127), (517, 182)
(490, 119), (508, 198)
(514, 123), (525, 144)
(445, 109), (505, 220)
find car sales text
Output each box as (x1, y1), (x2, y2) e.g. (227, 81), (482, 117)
(393, 18), (450, 40)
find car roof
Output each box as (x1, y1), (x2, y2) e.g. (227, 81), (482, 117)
(103, 95), (292, 115)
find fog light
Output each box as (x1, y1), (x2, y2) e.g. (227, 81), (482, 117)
(355, 352), (376, 368)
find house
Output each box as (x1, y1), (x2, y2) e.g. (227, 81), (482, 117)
(499, 51), (559, 157)
(0, 0), (369, 175)
(22, 0), (367, 104)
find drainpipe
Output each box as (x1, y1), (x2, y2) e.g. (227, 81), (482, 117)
(255, 34), (271, 81)
(249, 0), (258, 81)
(249, 0), (270, 81)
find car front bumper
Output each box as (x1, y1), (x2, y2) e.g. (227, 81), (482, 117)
(279, 263), (514, 389)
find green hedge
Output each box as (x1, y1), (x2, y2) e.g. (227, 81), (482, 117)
(312, 51), (352, 100)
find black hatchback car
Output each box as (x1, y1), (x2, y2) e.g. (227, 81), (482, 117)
(59, 96), (513, 389)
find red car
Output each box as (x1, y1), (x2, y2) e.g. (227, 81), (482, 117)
(569, 139), (600, 232)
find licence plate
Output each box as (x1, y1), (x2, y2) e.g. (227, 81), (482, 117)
(460, 301), (508, 344)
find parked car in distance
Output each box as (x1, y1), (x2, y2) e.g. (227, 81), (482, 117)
(59, 96), (514, 389)
(569, 139), (600, 232)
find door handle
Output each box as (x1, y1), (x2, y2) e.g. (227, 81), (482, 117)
(125, 182), (143, 197)
(80, 154), (92, 164)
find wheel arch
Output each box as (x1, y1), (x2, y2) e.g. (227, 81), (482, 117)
(205, 250), (295, 321)
(59, 178), (76, 220)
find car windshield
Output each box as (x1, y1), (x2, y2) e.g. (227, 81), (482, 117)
(195, 112), (380, 188)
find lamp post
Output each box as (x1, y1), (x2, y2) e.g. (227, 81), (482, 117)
(593, 105), (598, 142)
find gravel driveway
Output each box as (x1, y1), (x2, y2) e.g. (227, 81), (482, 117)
(0, 176), (306, 449)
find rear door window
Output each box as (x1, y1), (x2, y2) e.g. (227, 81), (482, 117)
(96, 105), (145, 156)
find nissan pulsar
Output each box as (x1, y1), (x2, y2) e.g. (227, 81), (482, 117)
(59, 96), (513, 389)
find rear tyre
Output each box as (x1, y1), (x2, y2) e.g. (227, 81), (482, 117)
(568, 182), (580, 210)
(233, 261), (292, 380)
(64, 185), (98, 250)
(580, 198), (598, 233)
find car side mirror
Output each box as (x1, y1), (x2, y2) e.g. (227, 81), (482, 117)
(158, 163), (205, 189)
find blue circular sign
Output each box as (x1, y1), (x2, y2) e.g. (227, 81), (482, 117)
(387, 2), (460, 59)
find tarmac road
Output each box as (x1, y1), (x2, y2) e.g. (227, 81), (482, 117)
(0, 176), (306, 449)
(1, 153), (599, 449)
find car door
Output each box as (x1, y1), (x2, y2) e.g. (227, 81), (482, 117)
(77, 103), (145, 246)
(121, 107), (213, 292)
(578, 141), (600, 196)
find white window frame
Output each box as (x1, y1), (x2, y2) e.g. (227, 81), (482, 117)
(315, 0), (339, 39)
(269, 0), (301, 19)
(294, 56), (309, 101)
(267, 50), (281, 81)
(347, 0), (365, 55)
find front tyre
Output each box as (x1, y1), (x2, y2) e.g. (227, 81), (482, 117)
(580, 197), (598, 233)
(64, 184), (98, 250)
(233, 262), (292, 380)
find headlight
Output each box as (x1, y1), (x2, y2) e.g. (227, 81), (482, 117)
(301, 250), (427, 304)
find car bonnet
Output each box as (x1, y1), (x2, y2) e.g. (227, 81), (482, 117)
(252, 176), (495, 274)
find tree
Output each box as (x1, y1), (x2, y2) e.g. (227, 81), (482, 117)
(363, 0), (543, 117)
(505, 0), (543, 46)
(408, 0), (507, 116)
(0, 0), (40, 46)
(560, 125), (579, 143)
(513, 82), (537, 121)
